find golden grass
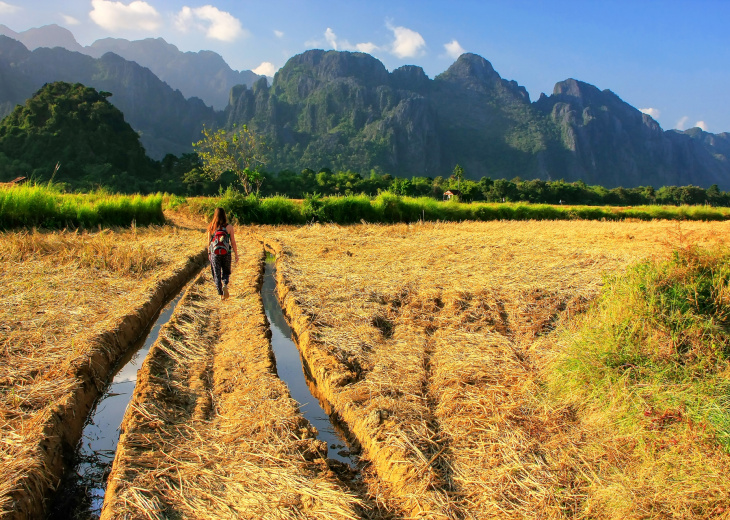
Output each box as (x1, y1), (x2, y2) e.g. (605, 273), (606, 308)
(263, 220), (730, 518)
(102, 234), (361, 520)
(0, 225), (205, 518)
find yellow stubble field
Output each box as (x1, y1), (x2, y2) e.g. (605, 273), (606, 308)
(0, 226), (205, 518)
(264, 219), (730, 519)
(2, 217), (729, 519)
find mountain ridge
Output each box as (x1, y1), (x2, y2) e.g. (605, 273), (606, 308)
(0, 26), (728, 189)
(0, 24), (264, 110)
(0, 35), (219, 159)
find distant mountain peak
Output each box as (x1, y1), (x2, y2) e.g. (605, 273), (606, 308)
(278, 49), (389, 87)
(0, 25), (264, 110)
(440, 53), (500, 84)
(3, 24), (84, 53)
(0, 24), (19, 40)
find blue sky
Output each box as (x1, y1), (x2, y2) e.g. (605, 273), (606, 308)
(1, 0), (729, 133)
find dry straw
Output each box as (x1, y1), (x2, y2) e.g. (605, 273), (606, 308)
(102, 235), (361, 520)
(263, 219), (730, 518)
(0, 225), (204, 518)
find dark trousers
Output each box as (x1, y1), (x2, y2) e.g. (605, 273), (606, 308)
(209, 253), (232, 295)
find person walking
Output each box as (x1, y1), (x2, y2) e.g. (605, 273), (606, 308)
(207, 207), (238, 300)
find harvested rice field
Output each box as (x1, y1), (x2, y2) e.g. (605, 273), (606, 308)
(0, 225), (206, 519)
(262, 220), (730, 519)
(3, 218), (730, 519)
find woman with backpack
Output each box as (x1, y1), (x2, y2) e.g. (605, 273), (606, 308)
(207, 207), (238, 300)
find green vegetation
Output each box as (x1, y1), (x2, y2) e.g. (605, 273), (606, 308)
(259, 170), (730, 207)
(0, 184), (164, 229)
(1, 81), (728, 208)
(550, 246), (730, 449)
(545, 246), (730, 512)
(0, 82), (159, 191)
(185, 190), (730, 225)
(193, 124), (267, 195)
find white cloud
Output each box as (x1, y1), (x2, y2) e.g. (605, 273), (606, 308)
(639, 107), (661, 119)
(322, 27), (378, 54)
(387, 22), (426, 58)
(274, 30), (284, 38)
(325, 27), (338, 49)
(89, 0), (161, 32)
(0, 1), (20, 14)
(676, 116), (689, 130)
(444, 39), (465, 59)
(62, 14), (81, 25)
(253, 61), (276, 76)
(175, 5), (245, 42)
(356, 42), (378, 53)
(695, 120), (708, 131)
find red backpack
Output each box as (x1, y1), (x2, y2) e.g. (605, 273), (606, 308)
(209, 227), (231, 255)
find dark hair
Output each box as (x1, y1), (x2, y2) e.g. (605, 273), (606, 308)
(208, 207), (228, 235)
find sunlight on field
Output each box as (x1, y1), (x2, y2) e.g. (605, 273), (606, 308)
(2, 218), (729, 519)
(266, 220), (730, 518)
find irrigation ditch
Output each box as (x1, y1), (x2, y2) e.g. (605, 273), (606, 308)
(36, 239), (420, 518)
(262, 254), (359, 469)
(46, 288), (192, 519)
(6, 249), (208, 520)
(92, 240), (374, 519)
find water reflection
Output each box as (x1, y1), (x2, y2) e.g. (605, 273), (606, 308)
(48, 289), (187, 519)
(261, 258), (357, 467)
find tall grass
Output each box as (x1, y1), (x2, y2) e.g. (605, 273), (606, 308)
(0, 184), (165, 229)
(550, 246), (730, 443)
(546, 246), (730, 514)
(187, 190), (730, 225)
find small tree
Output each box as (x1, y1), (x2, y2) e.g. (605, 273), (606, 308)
(452, 164), (464, 191)
(193, 124), (266, 195)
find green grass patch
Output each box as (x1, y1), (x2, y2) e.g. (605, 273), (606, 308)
(0, 184), (164, 229)
(183, 191), (730, 225)
(549, 246), (730, 451)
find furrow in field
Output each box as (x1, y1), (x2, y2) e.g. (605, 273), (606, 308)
(0, 226), (206, 520)
(262, 220), (729, 518)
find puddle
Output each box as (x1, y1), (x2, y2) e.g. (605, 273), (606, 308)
(262, 256), (358, 467)
(47, 289), (188, 520)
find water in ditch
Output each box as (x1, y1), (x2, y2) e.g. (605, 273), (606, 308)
(261, 256), (358, 467)
(47, 289), (189, 520)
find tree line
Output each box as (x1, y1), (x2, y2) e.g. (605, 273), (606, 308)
(172, 156), (730, 207)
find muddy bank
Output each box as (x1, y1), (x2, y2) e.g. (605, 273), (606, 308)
(101, 237), (359, 519)
(5, 248), (207, 520)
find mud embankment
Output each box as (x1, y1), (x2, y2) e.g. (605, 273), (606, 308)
(6, 249), (207, 520)
(101, 239), (359, 519)
(265, 240), (449, 517)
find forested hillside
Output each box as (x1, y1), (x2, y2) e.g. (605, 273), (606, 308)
(0, 36), (218, 159)
(0, 82), (159, 190)
(227, 50), (730, 188)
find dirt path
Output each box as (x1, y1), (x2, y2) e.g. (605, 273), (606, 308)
(102, 235), (362, 519)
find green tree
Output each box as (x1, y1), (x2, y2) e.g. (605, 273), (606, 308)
(452, 164), (464, 191)
(193, 124), (267, 195)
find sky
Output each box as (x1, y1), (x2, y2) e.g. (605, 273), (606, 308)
(1, 0), (729, 133)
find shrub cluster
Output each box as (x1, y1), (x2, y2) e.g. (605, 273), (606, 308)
(188, 190), (730, 225)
